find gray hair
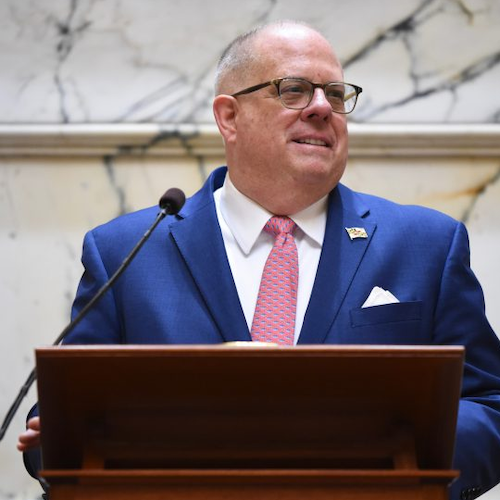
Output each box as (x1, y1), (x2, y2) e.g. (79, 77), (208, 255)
(214, 20), (315, 95)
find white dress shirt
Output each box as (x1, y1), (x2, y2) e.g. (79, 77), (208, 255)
(213, 174), (327, 344)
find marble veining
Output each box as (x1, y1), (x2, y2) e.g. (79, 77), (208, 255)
(461, 164), (500, 224)
(103, 155), (129, 216)
(98, 129), (209, 219)
(342, 0), (500, 122)
(1, 0), (499, 123)
(53, 0), (93, 122)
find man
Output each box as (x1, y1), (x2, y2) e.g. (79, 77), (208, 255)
(19, 21), (500, 499)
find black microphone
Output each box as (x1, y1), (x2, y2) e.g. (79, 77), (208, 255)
(160, 187), (186, 215)
(0, 188), (186, 441)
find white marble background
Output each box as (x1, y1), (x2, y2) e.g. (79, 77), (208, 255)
(0, 1), (499, 499)
(0, 0), (499, 124)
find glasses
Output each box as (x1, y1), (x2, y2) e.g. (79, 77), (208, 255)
(231, 77), (363, 114)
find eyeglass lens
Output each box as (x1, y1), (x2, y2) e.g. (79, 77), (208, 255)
(278, 79), (358, 113)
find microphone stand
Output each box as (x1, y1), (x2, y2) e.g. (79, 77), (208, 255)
(0, 188), (185, 441)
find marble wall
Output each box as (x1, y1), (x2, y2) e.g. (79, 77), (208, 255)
(1, 0), (499, 124)
(0, 1), (499, 499)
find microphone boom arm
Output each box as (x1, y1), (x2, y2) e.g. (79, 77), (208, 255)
(0, 188), (185, 441)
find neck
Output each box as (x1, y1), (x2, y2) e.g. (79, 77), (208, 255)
(232, 180), (332, 215)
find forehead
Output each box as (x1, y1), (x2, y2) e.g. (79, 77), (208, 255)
(251, 26), (342, 82)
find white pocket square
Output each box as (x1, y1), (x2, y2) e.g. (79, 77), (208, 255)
(362, 286), (399, 308)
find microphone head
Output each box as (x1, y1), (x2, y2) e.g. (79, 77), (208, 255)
(159, 188), (186, 215)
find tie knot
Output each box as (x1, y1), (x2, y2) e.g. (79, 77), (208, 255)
(264, 216), (296, 238)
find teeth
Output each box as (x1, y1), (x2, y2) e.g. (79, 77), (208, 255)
(297, 138), (327, 146)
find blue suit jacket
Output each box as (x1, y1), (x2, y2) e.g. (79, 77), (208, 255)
(28, 167), (500, 499)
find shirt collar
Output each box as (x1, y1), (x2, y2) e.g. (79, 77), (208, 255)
(219, 174), (327, 255)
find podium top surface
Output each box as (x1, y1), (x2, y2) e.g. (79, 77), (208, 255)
(36, 343), (464, 357)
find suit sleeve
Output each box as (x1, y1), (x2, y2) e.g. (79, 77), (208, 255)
(64, 229), (123, 345)
(433, 222), (500, 499)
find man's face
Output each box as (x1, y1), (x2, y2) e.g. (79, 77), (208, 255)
(228, 26), (349, 213)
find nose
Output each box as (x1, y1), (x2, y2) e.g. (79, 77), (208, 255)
(301, 88), (332, 122)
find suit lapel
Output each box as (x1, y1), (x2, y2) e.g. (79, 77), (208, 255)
(298, 185), (376, 344)
(169, 169), (251, 343)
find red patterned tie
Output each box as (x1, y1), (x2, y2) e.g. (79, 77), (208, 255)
(251, 216), (298, 345)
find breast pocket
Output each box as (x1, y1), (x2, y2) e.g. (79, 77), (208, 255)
(348, 301), (424, 344)
(350, 301), (422, 327)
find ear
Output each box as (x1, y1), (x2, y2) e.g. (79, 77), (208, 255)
(213, 94), (239, 144)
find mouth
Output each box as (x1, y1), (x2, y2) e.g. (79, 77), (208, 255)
(293, 138), (331, 148)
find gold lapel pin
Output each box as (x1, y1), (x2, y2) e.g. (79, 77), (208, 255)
(345, 227), (368, 240)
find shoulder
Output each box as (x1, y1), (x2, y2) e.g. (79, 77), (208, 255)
(90, 206), (163, 240)
(79, 207), (168, 262)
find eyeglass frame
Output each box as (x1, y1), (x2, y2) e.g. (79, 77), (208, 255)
(231, 77), (363, 114)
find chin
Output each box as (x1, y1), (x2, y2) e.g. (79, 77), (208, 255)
(294, 162), (343, 186)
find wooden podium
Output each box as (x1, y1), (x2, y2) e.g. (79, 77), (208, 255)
(36, 345), (463, 499)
